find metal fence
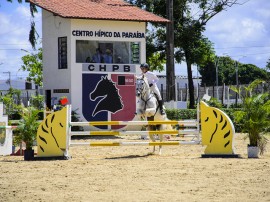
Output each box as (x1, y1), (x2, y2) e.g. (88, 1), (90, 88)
(161, 83), (269, 106)
(1, 83), (268, 109)
(0, 89), (43, 107)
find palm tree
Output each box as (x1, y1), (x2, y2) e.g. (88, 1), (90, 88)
(5, 0), (38, 49)
(231, 79), (270, 155)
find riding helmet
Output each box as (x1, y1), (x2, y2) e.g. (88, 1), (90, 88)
(140, 63), (149, 69)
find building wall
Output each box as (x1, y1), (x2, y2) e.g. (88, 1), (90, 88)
(42, 10), (72, 103)
(42, 9), (146, 122)
(70, 19), (145, 118)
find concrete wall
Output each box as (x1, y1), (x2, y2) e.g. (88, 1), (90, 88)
(42, 10), (72, 101)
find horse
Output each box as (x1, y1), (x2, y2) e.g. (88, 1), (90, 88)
(90, 76), (123, 117)
(135, 76), (172, 155)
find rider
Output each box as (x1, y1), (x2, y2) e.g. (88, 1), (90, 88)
(138, 63), (165, 115)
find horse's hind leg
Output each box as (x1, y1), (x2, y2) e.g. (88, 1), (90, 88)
(147, 116), (157, 154)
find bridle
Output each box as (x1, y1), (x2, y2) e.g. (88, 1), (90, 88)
(136, 77), (158, 114)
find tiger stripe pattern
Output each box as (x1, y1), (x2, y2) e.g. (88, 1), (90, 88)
(37, 107), (68, 157)
(200, 101), (235, 155)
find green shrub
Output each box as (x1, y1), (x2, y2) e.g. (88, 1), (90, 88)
(71, 108), (84, 131)
(166, 107), (242, 133)
(166, 109), (197, 120)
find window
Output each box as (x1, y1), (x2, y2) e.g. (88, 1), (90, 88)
(58, 37), (67, 69)
(76, 40), (141, 64)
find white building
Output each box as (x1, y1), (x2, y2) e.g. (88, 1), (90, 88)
(30, 0), (168, 127)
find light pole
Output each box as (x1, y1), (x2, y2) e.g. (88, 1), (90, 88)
(3, 71), (11, 88)
(215, 57), (219, 99)
(166, 0), (175, 101)
(235, 55), (246, 105)
(215, 53), (228, 99)
(21, 49), (31, 54)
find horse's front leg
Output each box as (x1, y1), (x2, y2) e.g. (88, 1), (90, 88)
(158, 125), (163, 155)
(149, 134), (156, 154)
(148, 126), (156, 154)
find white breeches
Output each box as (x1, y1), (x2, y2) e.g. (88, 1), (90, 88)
(150, 84), (162, 100)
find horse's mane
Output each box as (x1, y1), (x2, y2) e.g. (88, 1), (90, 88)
(102, 76), (122, 97)
(102, 76), (112, 85)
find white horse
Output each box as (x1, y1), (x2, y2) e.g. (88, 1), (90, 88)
(135, 76), (172, 155)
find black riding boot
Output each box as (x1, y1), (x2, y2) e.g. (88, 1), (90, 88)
(158, 100), (165, 115)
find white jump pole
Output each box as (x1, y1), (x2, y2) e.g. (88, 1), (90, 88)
(70, 140), (201, 147)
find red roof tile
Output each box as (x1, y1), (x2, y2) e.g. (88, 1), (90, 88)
(29, 0), (169, 23)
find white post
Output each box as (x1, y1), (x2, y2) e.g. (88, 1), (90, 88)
(215, 57), (219, 99)
(227, 87), (230, 108)
(216, 87), (219, 101)
(223, 83), (225, 104)
(197, 102), (200, 142)
(175, 80), (178, 102)
(64, 105), (71, 158)
(196, 83), (199, 99)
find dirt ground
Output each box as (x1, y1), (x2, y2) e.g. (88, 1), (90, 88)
(0, 133), (269, 202)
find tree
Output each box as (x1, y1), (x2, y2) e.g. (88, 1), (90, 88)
(200, 56), (236, 86)
(231, 79), (270, 155)
(21, 48), (43, 87)
(266, 58), (270, 71)
(239, 64), (269, 85)
(5, 0), (38, 49)
(200, 56), (270, 86)
(126, 0), (239, 108)
(145, 27), (167, 71)
(199, 60), (216, 86)
(0, 87), (23, 118)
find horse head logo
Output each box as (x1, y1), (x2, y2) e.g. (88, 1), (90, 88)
(90, 76), (124, 117)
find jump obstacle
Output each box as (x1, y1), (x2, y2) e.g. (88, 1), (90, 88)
(0, 103), (13, 156)
(0, 101), (238, 158)
(35, 101), (238, 159)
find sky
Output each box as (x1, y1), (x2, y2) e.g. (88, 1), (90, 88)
(0, 1), (42, 81)
(204, 0), (270, 68)
(0, 0), (269, 80)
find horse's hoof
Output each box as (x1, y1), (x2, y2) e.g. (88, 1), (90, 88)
(160, 109), (166, 115)
(164, 135), (170, 140)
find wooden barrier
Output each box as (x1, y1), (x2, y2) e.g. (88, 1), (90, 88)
(36, 101), (238, 159)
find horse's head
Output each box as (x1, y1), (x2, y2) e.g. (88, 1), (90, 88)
(90, 76), (110, 100)
(136, 76), (158, 117)
(135, 76), (150, 97)
(89, 76), (123, 116)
